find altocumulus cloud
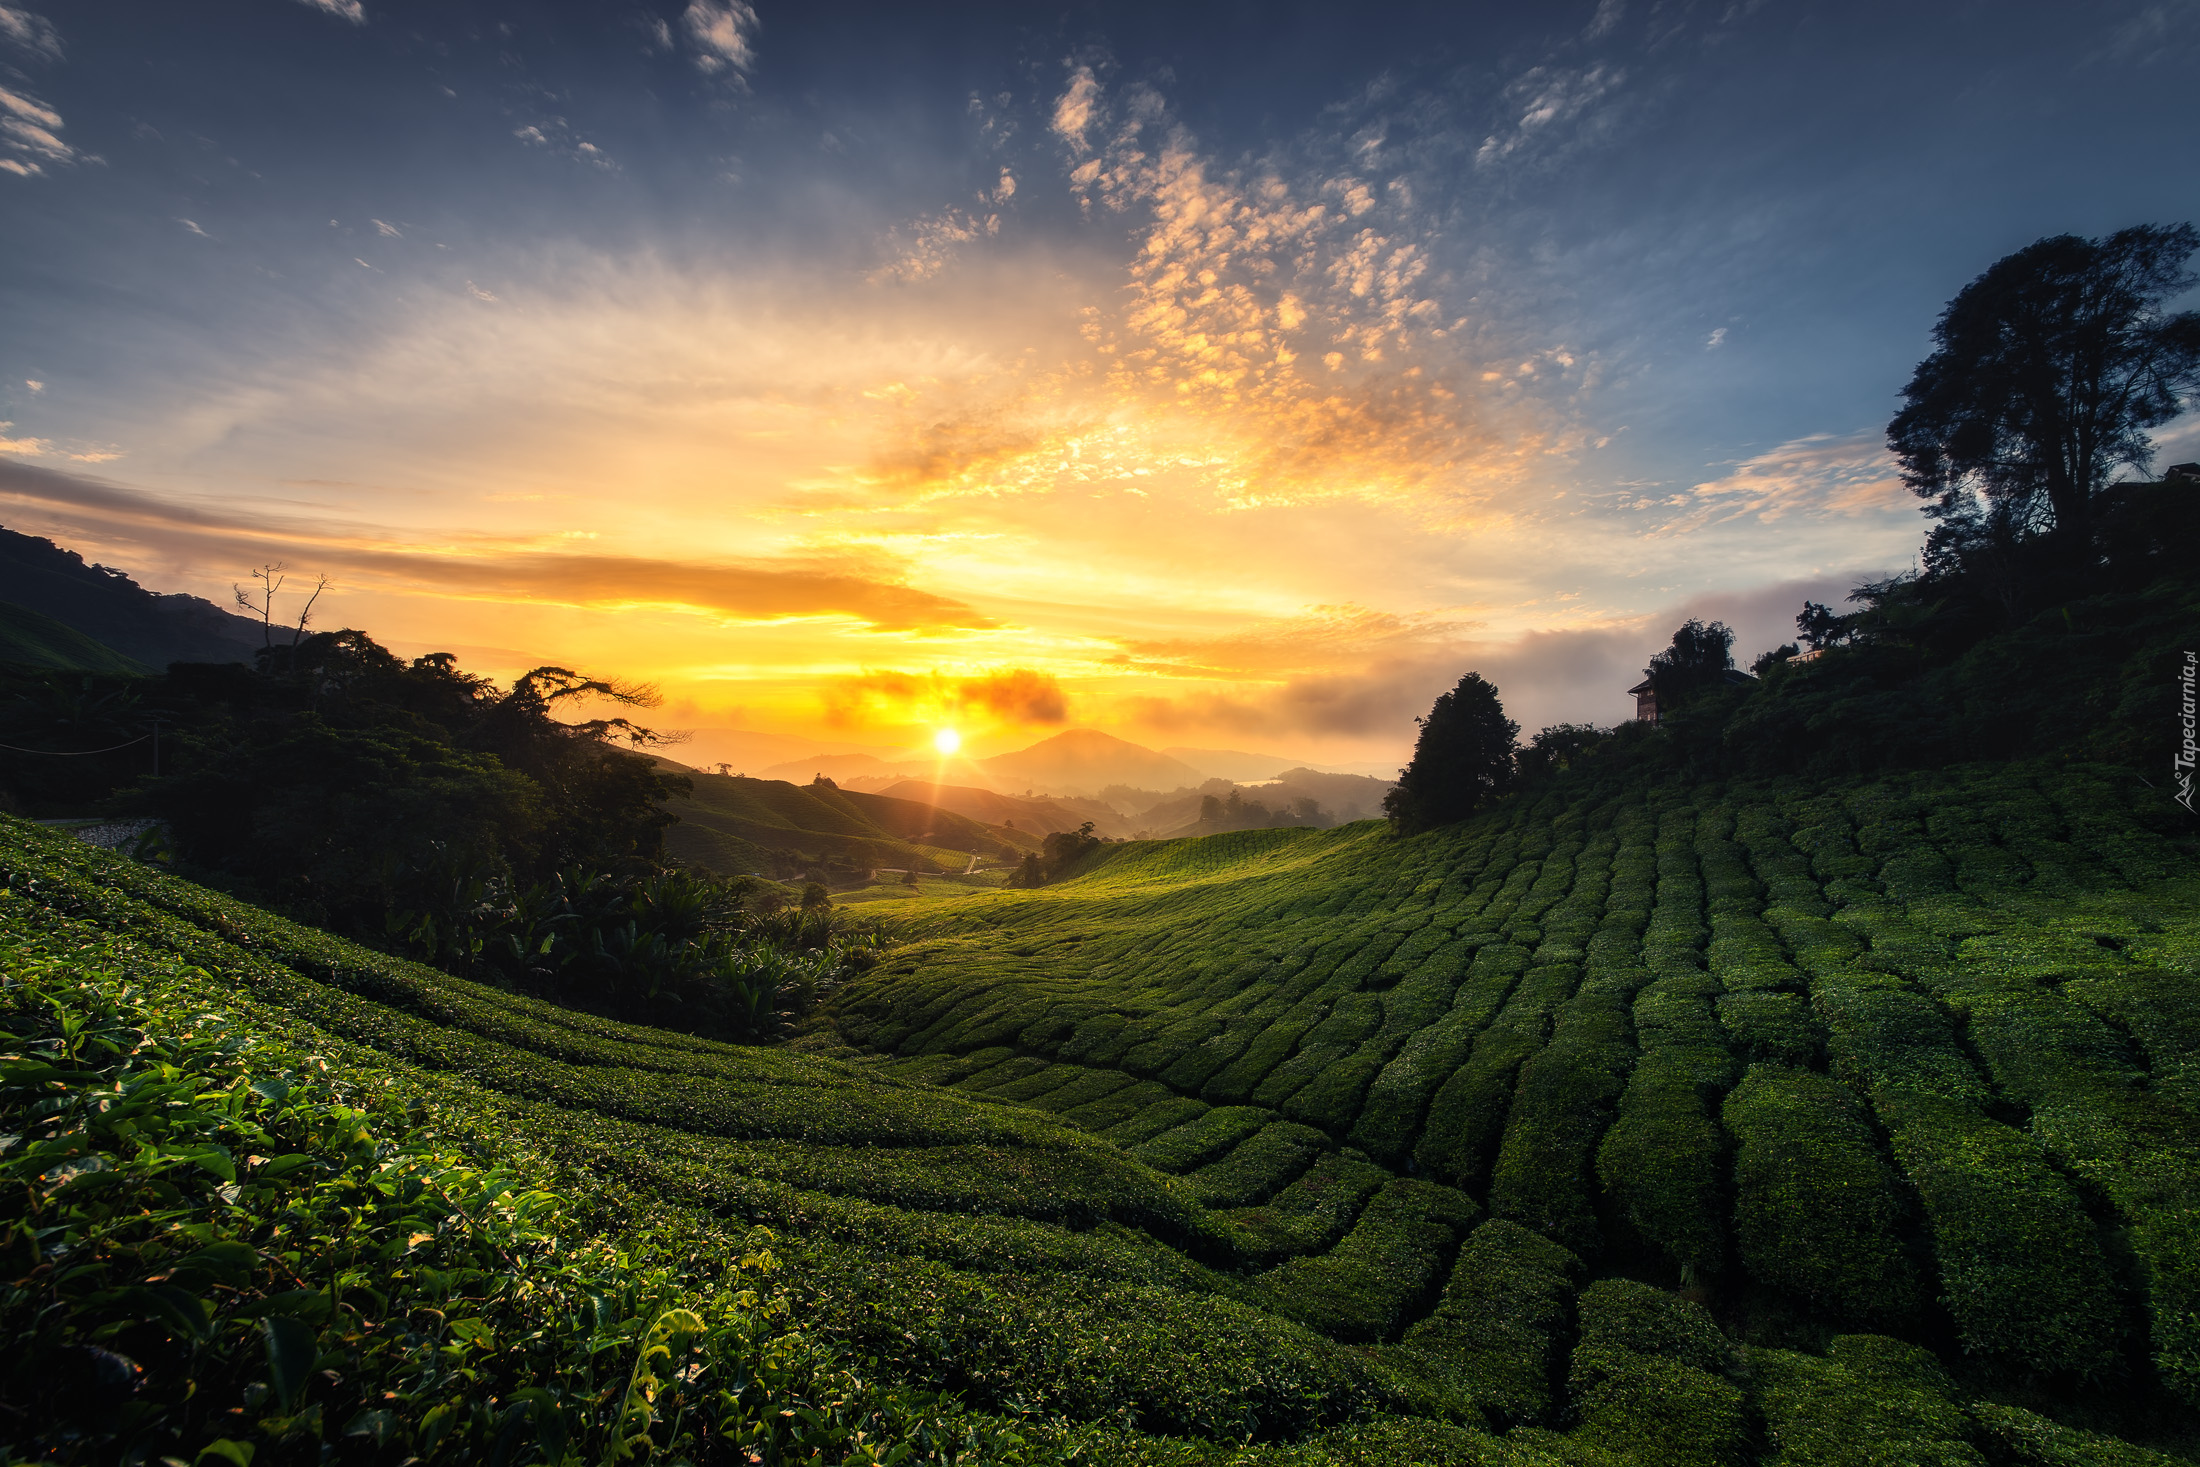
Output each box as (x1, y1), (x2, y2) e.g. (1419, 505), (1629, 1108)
(682, 0), (758, 78)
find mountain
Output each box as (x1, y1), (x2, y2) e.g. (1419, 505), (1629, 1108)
(1260, 767), (1394, 823)
(658, 764), (1038, 878)
(873, 779), (1136, 839)
(675, 727), (900, 776)
(757, 751), (1001, 788)
(756, 752), (905, 784)
(1160, 745), (1307, 781)
(981, 729), (1203, 796)
(0, 600), (147, 674)
(0, 525), (267, 669)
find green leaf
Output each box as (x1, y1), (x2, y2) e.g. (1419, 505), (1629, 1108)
(194, 1440), (255, 1467)
(116, 1283), (213, 1341)
(239, 1289), (334, 1324)
(260, 1314), (317, 1411)
(447, 1316), (495, 1347)
(184, 1146), (236, 1182)
(506, 1389), (568, 1463)
(248, 1075), (292, 1104)
(172, 1240), (256, 1287)
(342, 1408), (399, 1447)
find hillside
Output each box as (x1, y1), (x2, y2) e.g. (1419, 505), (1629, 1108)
(822, 759), (2200, 1459)
(872, 778), (1132, 837)
(0, 525), (266, 669)
(8, 760), (2197, 1464)
(662, 766), (1041, 878)
(0, 598), (145, 674)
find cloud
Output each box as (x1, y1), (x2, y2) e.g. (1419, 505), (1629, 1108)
(1705, 327), (1726, 349)
(1115, 571), (1885, 747)
(1016, 67), (1531, 507)
(826, 667), (1068, 729)
(1668, 430), (1913, 533)
(0, 5), (63, 60)
(177, 217), (211, 237)
(0, 457), (994, 632)
(292, 0), (365, 22)
(682, 0), (758, 78)
(513, 119), (613, 168)
(1473, 63), (1627, 170)
(1050, 63), (1103, 154)
(0, 83), (75, 176)
(0, 421), (51, 455)
(2090, 1), (2200, 63)
(870, 206), (999, 284)
(371, 218), (401, 237)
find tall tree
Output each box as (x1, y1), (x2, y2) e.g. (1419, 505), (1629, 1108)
(1888, 223), (2200, 547)
(1646, 619), (1738, 710)
(1384, 672), (1518, 834)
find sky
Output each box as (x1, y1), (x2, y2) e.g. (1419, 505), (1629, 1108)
(3, 0), (2198, 768)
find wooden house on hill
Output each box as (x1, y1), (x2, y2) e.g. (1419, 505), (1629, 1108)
(1629, 668), (1756, 725)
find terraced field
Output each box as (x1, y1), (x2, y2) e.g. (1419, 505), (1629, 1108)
(827, 762), (2200, 1458)
(4, 759), (2196, 1463)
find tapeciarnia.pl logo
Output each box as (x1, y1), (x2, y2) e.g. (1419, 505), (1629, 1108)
(2178, 650), (2197, 813)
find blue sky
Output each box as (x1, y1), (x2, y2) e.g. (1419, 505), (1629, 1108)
(2, 0), (2197, 760)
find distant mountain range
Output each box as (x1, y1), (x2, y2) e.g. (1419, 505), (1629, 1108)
(0, 526), (266, 670)
(654, 762), (1043, 879)
(748, 729), (1378, 806)
(0, 528), (1399, 847)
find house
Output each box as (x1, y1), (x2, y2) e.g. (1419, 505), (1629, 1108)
(2168, 462), (2200, 483)
(1629, 668), (1757, 725)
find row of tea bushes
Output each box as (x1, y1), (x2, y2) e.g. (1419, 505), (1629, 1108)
(7, 805), (2196, 1463)
(832, 764), (2196, 1408)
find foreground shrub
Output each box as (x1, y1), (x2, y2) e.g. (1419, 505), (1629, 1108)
(1724, 1064), (1921, 1323)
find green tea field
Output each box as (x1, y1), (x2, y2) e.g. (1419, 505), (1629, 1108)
(5, 758), (2198, 1464)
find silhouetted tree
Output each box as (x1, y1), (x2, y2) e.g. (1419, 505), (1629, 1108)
(1795, 601), (1846, 652)
(1889, 223), (2200, 551)
(1517, 723), (1606, 782)
(1646, 619), (1738, 711)
(1750, 643), (1801, 676)
(1041, 820), (1102, 877)
(1384, 672), (1518, 834)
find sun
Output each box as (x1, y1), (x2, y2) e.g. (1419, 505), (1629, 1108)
(933, 728), (962, 755)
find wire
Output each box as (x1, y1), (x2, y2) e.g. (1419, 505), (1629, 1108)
(0, 733), (153, 756)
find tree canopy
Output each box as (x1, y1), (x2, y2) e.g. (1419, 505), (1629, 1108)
(1645, 619), (1738, 711)
(1384, 672), (1518, 834)
(1888, 222), (2200, 551)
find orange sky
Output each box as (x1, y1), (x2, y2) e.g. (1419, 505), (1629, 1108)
(0, 50), (1953, 766)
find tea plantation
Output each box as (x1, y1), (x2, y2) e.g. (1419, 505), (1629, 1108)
(5, 758), (2199, 1464)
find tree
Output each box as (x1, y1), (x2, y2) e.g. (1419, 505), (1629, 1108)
(1040, 821), (1102, 878)
(1517, 723), (1605, 782)
(1889, 223), (2200, 549)
(1645, 619), (1737, 710)
(1384, 672), (1518, 834)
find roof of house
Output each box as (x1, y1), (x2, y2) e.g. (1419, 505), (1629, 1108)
(1630, 668), (1757, 698)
